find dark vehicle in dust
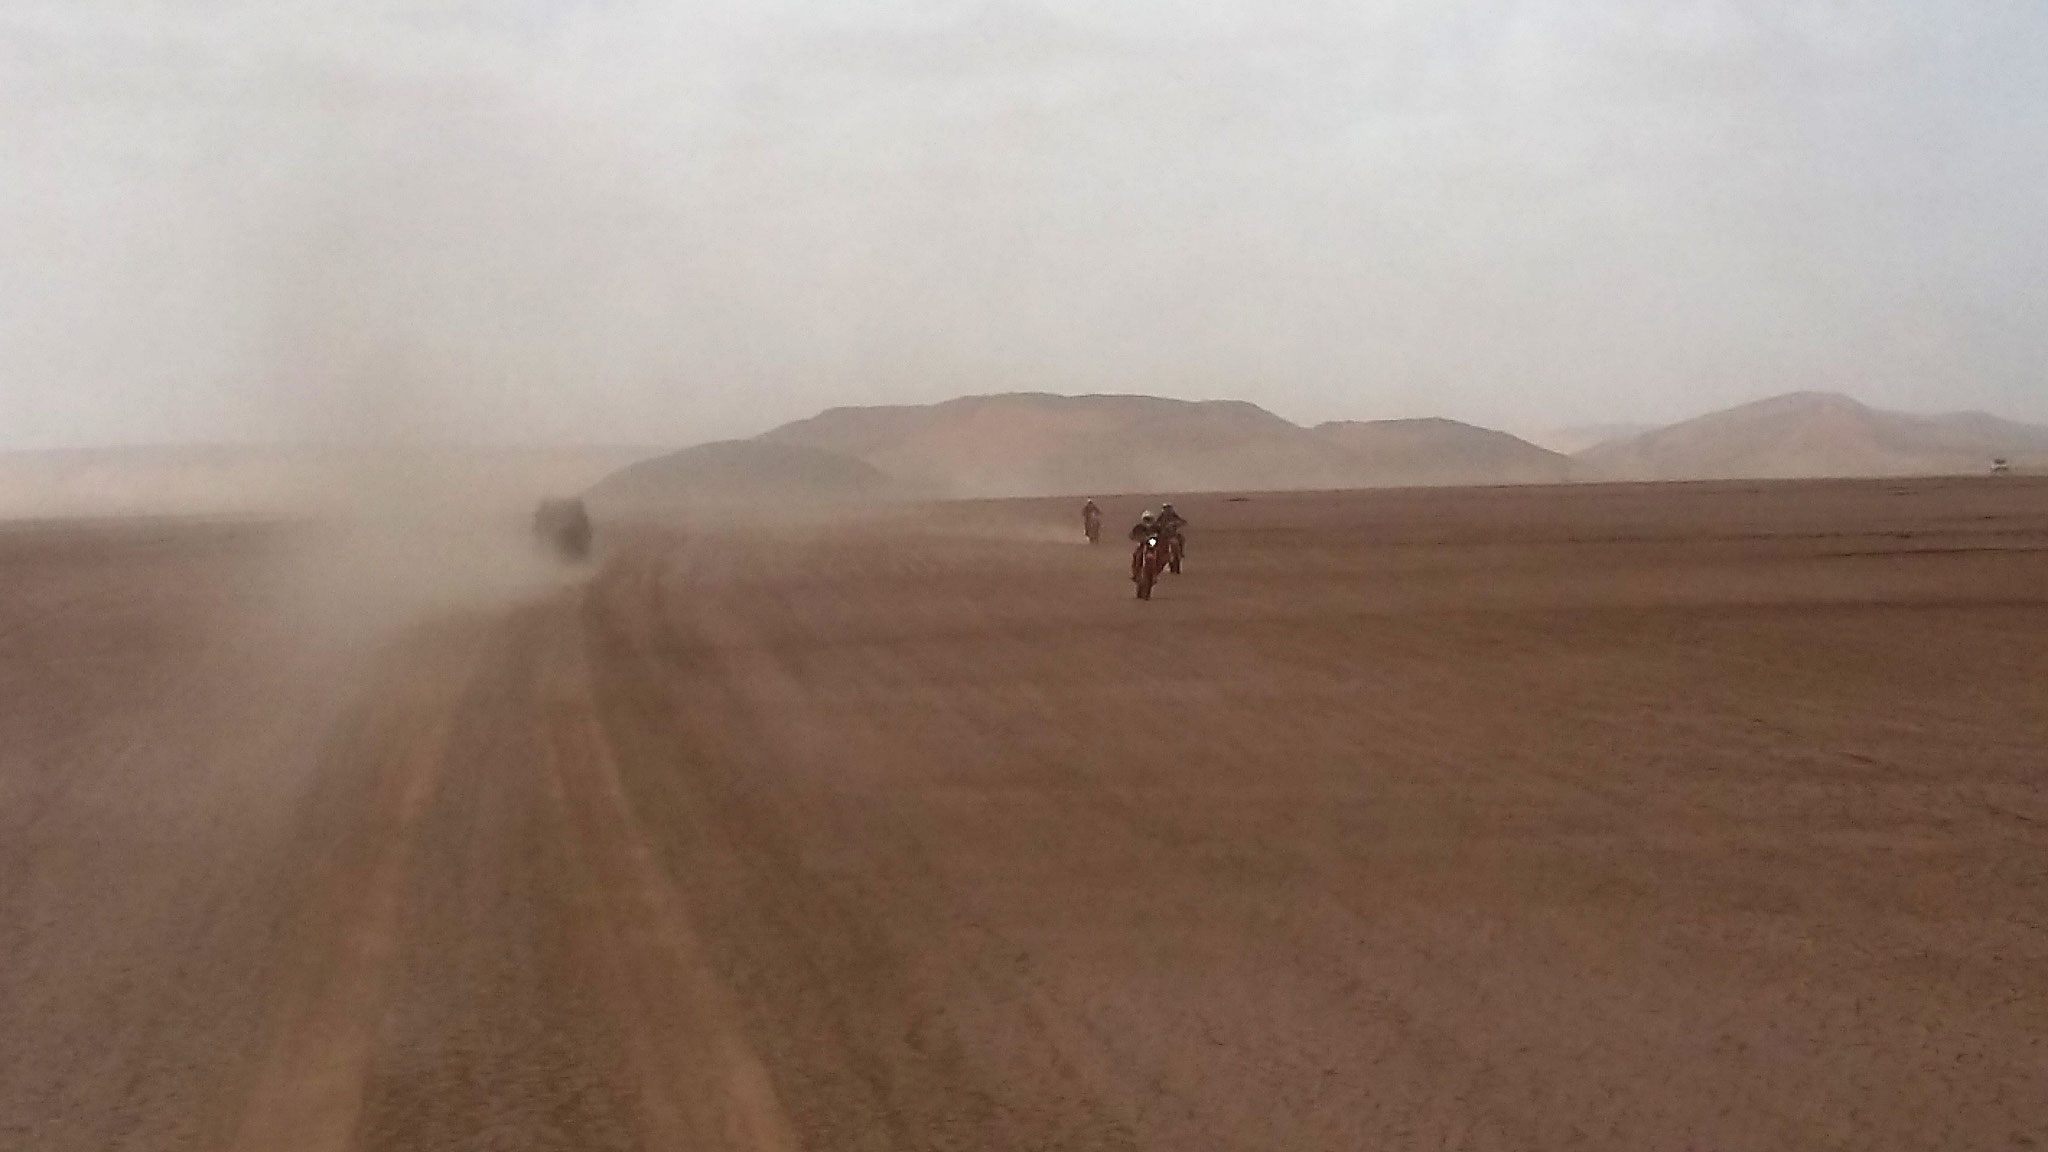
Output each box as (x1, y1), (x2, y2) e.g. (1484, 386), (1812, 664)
(533, 497), (593, 561)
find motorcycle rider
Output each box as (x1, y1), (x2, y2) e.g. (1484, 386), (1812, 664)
(1082, 498), (1102, 542)
(1155, 502), (1187, 572)
(1128, 510), (1159, 581)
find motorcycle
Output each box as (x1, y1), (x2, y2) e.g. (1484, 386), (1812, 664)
(1084, 513), (1102, 544)
(1163, 531), (1184, 574)
(533, 497), (592, 562)
(1132, 534), (1166, 600)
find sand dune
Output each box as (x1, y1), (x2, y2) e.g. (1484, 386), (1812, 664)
(1524, 422), (1657, 455)
(759, 392), (1361, 497)
(583, 390), (2048, 512)
(1576, 392), (2048, 480)
(756, 392), (1563, 498)
(1313, 417), (1569, 486)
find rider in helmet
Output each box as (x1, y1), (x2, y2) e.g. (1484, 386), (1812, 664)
(1128, 510), (1158, 581)
(1082, 498), (1102, 541)
(1154, 502), (1188, 573)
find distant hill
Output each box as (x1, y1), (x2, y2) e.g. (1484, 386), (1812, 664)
(1574, 392), (2048, 481)
(759, 393), (1364, 498)
(757, 393), (1564, 498)
(585, 440), (893, 514)
(586, 389), (2048, 509)
(1312, 419), (1569, 487)
(1524, 423), (1657, 455)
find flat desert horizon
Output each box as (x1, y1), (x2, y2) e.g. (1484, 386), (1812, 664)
(3, 476), (2044, 1150)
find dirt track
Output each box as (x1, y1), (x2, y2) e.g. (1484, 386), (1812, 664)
(4, 479), (2047, 1150)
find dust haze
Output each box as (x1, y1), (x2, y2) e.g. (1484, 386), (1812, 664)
(6, 9), (2048, 1151)
(6, 2), (2048, 461)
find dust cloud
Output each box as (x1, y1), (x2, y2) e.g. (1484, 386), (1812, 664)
(256, 459), (580, 649)
(143, 103), (671, 640)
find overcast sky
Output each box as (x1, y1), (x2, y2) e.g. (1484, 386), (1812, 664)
(3, 1), (2045, 447)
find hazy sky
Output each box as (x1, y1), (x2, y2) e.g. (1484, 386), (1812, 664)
(4, 1), (2045, 448)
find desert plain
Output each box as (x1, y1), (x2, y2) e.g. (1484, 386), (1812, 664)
(2, 477), (2045, 1151)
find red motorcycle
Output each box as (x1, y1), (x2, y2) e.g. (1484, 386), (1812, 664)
(1163, 530), (1184, 574)
(1132, 534), (1167, 600)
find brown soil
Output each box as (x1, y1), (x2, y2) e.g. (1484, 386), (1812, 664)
(4, 478), (2046, 1151)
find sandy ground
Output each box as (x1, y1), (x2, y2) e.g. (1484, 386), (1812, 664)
(3, 478), (2046, 1151)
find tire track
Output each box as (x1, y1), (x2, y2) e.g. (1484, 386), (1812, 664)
(226, 679), (468, 1152)
(537, 591), (796, 1152)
